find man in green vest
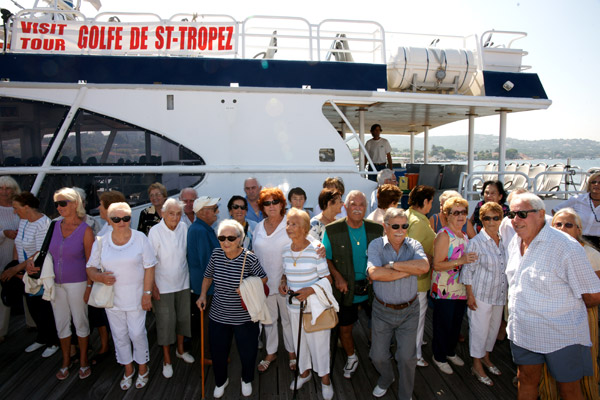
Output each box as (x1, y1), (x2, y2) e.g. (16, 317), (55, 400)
(322, 190), (383, 379)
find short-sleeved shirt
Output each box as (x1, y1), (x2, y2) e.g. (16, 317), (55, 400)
(204, 248), (266, 325)
(406, 207), (435, 292)
(367, 236), (427, 304)
(283, 241), (329, 310)
(365, 137), (392, 164)
(430, 227), (467, 300)
(506, 223), (600, 353)
(87, 230), (157, 311)
(148, 219), (190, 294)
(15, 215), (51, 263)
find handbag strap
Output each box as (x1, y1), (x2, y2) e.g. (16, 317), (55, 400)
(36, 220), (56, 262)
(239, 250), (247, 286)
(95, 235), (104, 273)
(314, 283), (334, 307)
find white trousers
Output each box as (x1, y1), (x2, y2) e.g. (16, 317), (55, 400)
(467, 297), (503, 359)
(106, 309), (149, 365)
(264, 293), (295, 355)
(415, 291), (428, 359)
(51, 282), (90, 339)
(288, 307), (331, 377)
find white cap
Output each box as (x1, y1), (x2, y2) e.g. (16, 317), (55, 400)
(193, 196), (220, 213)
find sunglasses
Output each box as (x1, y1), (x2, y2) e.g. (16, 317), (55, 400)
(449, 210), (468, 216)
(590, 180), (600, 185)
(218, 235), (239, 242)
(110, 215), (131, 223)
(482, 216), (502, 222)
(507, 209), (539, 219)
(231, 204), (247, 210)
(554, 222), (575, 229)
(54, 200), (71, 208)
(387, 223), (409, 230)
(263, 199), (281, 206)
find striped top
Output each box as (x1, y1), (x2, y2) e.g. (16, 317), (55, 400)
(14, 215), (51, 262)
(205, 248), (267, 325)
(0, 205), (20, 267)
(283, 241), (329, 310)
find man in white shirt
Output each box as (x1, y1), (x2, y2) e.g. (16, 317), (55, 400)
(364, 124), (393, 181)
(179, 187), (198, 226)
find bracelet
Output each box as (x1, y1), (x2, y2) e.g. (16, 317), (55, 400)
(87, 284), (92, 288)
(143, 290), (152, 295)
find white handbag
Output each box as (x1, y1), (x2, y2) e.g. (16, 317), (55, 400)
(87, 237), (114, 308)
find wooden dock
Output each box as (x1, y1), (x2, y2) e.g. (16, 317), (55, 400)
(0, 305), (519, 399)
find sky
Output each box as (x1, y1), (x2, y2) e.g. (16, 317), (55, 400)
(2, 0), (599, 141)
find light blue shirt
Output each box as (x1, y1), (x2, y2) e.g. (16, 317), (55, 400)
(245, 197), (263, 223)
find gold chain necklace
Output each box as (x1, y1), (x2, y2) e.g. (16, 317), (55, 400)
(290, 248), (305, 266)
(349, 230), (361, 246)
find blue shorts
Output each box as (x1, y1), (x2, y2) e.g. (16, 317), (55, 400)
(510, 341), (593, 382)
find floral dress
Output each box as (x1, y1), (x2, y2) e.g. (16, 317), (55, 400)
(430, 227), (467, 300)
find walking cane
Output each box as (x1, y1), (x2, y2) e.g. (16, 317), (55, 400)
(201, 307), (206, 400)
(292, 299), (305, 400)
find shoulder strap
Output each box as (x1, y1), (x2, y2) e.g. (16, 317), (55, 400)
(239, 250), (247, 285)
(37, 220), (57, 259)
(314, 283), (333, 306)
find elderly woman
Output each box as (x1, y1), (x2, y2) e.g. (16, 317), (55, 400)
(538, 208), (600, 399)
(405, 184), (436, 368)
(86, 202), (156, 390)
(137, 182), (167, 235)
(431, 197), (477, 375)
(197, 219), (267, 398)
(430, 190), (477, 238)
(148, 198), (194, 379)
(0, 176), (20, 343)
(252, 188), (297, 372)
(309, 188), (343, 241)
(462, 202), (507, 386)
(38, 188), (94, 380)
(367, 184), (402, 224)
(4, 192), (58, 356)
(227, 195), (256, 250)
(553, 171), (600, 251)
(470, 181), (509, 233)
(279, 208), (334, 399)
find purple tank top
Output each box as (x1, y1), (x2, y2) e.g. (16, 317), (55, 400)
(49, 220), (89, 284)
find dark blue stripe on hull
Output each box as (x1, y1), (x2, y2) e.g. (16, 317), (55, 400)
(482, 71), (548, 99)
(0, 53), (387, 91)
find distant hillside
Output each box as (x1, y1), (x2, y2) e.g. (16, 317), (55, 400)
(385, 134), (600, 159)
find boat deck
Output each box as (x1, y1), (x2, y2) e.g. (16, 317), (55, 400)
(0, 305), (518, 399)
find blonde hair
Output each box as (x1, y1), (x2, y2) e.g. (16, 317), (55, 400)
(587, 172), (600, 193)
(479, 202), (503, 219)
(107, 202), (131, 218)
(54, 187), (86, 218)
(0, 176), (21, 195)
(287, 208), (310, 234)
(443, 197), (468, 215)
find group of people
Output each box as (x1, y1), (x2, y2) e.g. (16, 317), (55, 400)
(1, 169), (600, 400)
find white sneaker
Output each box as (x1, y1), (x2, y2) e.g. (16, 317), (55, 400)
(162, 363), (173, 378)
(42, 345), (59, 358)
(290, 373), (311, 390)
(343, 355), (359, 378)
(25, 342), (44, 353)
(175, 351), (195, 364)
(433, 359), (453, 375)
(447, 354), (464, 367)
(322, 383), (334, 400)
(241, 379), (252, 396)
(213, 378), (229, 398)
(372, 385), (388, 398)
(417, 357), (429, 367)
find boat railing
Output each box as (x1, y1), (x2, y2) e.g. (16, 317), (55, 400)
(478, 30), (530, 72)
(241, 15), (313, 60)
(316, 19), (385, 63)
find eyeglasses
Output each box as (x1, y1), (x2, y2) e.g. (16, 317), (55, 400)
(590, 180), (600, 185)
(448, 210), (468, 216)
(554, 222), (575, 229)
(507, 209), (539, 219)
(218, 235), (239, 242)
(482, 216), (502, 222)
(110, 215), (131, 223)
(263, 199), (281, 206)
(231, 204), (247, 210)
(387, 223), (409, 230)
(54, 200), (71, 208)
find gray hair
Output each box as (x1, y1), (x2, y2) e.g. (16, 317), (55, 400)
(179, 187), (197, 199)
(0, 176), (21, 195)
(383, 207), (407, 224)
(54, 187), (86, 218)
(510, 192), (545, 211)
(107, 202), (131, 218)
(439, 190), (462, 205)
(377, 169), (395, 185)
(217, 219), (245, 242)
(506, 188), (528, 204)
(162, 198), (184, 213)
(345, 190), (366, 207)
(552, 207), (583, 242)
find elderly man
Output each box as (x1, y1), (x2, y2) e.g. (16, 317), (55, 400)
(506, 193), (600, 400)
(179, 187), (198, 226)
(364, 124), (393, 181)
(367, 208), (429, 399)
(244, 177), (263, 223)
(322, 190), (383, 378)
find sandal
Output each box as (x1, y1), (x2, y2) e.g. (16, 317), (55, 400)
(79, 365), (91, 380)
(257, 357), (276, 373)
(471, 367), (493, 386)
(56, 364), (72, 381)
(135, 368), (150, 389)
(484, 363), (502, 376)
(120, 369), (135, 390)
(289, 358), (297, 371)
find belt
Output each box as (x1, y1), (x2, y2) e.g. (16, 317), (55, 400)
(376, 294), (418, 310)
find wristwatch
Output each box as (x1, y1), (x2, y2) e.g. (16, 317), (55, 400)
(388, 261), (394, 269)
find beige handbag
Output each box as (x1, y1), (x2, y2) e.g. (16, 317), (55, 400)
(87, 237), (114, 308)
(302, 284), (338, 333)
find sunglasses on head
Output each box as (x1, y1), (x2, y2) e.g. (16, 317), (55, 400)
(54, 200), (71, 208)
(449, 210), (468, 216)
(263, 199), (281, 206)
(110, 215), (131, 223)
(507, 209), (538, 219)
(387, 223), (409, 230)
(218, 235), (239, 242)
(231, 204), (247, 210)
(554, 222), (575, 229)
(482, 216), (502, 222)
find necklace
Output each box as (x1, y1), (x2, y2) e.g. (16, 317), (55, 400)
(290, 248), (305, 266)
(348, 230), (361, 246)
(590, 196), (600, 223)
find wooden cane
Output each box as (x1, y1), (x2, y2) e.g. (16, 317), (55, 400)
(201, 307), (206, 400)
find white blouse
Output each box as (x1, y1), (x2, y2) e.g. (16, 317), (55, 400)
(148, 219), (190, 294)
(252, 216), (291, 294)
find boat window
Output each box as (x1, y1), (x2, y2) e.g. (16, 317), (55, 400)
(319, 148), (335, 162)
(0, 97), (67, 166)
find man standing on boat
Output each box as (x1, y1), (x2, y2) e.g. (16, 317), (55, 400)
(364, 124), (393, 182)
(506, 193), (600, 400)
(244, 178), (263, 223)
(322, 190), (383, 378)
(179, 187), (198, 226)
